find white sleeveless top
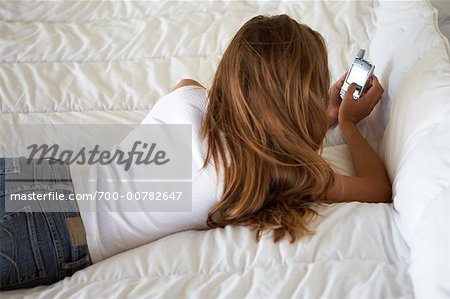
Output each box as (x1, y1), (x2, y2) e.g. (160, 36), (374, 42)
(70, 86), (223, 262)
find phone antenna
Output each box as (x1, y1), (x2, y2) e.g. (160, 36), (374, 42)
(357, 49), (365, 59)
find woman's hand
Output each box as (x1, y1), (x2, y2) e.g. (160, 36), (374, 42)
(326, 75), (391, 204)
(338, 75), (384, 126)
(327, 73), (347, 128)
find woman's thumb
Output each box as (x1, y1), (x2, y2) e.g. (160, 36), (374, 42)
(345, 83), (356, 100)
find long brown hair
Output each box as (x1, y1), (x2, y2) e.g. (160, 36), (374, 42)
(202, 14), (334, 243)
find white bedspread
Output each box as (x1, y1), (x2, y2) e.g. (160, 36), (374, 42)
(1, 1), (449, 298)
(4, 203), (412, 299)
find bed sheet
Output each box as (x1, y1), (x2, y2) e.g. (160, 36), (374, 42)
(2, 0), (448, 298)
(3, 201), (412, 299)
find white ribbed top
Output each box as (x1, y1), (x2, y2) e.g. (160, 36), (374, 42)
(71, 86), (223, 262)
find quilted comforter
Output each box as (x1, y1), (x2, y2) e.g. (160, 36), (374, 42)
(1, 1), (449, 298)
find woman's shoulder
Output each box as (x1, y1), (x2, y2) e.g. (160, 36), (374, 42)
(172, 79), (205, 90)
(142, 84), (208, 125)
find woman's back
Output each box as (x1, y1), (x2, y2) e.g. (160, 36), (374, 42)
(71, 86), (222, 262)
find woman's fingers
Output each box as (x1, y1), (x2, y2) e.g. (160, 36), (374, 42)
(335, 72), (348, 89)
(363, 75), (383, 107)
(338, 75), (385, 125)
(331, 72), (348, 92)
(338, 72), (347, 84)
(344, 83), (357, 101)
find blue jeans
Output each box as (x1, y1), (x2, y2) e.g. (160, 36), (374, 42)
(0, 158), (91, 291)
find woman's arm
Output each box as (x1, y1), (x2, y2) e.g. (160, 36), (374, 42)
(326, 76), (392, 203)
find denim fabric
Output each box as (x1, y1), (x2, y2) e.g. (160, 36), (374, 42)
(0, 158), (91, 291)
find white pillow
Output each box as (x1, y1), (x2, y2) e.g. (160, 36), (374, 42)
(408, 187), (450, 299)
(379, 24), (450, 299)
(380, 45), (450, 244)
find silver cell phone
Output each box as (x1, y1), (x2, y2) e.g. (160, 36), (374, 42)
(339, 49), (375, 100)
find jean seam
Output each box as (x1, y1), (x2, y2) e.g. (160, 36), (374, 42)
(42, 211), (64, 279)
(61, 253), (90, 270)
(0, 252), (20, 286)
(26, 211), (46, 279)
(0, 223), (19, 285)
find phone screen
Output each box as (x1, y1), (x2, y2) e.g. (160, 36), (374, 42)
(346, 64), (369, 89)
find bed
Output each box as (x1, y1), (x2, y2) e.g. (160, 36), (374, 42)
(1, 1), (449, 298)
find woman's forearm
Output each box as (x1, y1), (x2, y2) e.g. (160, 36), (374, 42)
(329, 76), (391, 203)
(339, 120), (392, 200)
(340, 121), (385, 178)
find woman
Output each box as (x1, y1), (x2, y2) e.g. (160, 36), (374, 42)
(0, 14), (391, 290)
